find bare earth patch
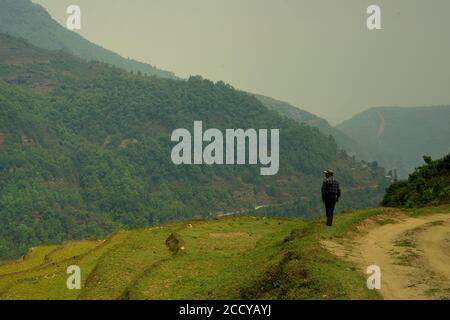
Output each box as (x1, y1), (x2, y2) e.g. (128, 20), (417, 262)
(322, 212), (450, 300)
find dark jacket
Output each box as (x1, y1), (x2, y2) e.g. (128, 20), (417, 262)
(321, 177), (341, 202)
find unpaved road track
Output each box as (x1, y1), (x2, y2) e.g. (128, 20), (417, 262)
(323, 212), (450, 300)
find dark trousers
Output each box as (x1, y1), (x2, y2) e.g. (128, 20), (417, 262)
(324, 200), (336, 226)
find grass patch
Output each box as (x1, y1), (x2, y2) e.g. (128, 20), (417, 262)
(428, 220), (444, 227)
(394, 250), (420, 266)
(394, 239), (416, 248)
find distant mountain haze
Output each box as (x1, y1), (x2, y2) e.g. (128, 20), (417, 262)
(0, 0), (175, 79)
(255, 95), (368, 160)
(32, 0), (450, 124)
(261, 93), (450, 178)
(337, 106), (450, 178)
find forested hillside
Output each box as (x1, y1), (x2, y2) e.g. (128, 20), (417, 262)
(382, 153), (450, 208)
(0, 0), (175, 79)
(338, 106), (450, 178)
(255, 94), (368, 159)
(0, 33), (388, 259)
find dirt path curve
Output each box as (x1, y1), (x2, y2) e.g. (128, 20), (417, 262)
(322, 212), (450, 300)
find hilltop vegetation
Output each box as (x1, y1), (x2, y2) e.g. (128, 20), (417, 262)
(0, 0), (175, 79)
(382, 153), (450, 208)
(0, 210), (384, 300)
(338, 106), (450, 178)
(0, 33), (387, 259)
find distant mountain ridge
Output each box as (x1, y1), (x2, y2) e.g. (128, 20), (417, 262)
(255, 94), (369, 159)
(338, 106), (450, 178)
(0, 0), (176, 79)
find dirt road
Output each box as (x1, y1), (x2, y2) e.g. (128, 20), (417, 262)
(322, 211), (450, 300)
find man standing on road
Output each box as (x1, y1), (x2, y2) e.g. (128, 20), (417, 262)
(321, 169), (341, 226)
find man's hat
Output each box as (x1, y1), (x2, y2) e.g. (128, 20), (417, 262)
(324, 169), (334, 175)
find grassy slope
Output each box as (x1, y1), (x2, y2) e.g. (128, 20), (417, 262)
(2, 205), (448, 300)
(17, 204), (450, 300)
(0, 207), (414, 300)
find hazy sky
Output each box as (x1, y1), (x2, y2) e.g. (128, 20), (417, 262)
(33, 0), (450, 124)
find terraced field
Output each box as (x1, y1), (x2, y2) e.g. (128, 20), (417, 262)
(4, 206), (445, 300)
(0, 231), (130, 299)
(0, 218), (313, 300)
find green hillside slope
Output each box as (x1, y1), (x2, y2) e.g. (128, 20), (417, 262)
(255, 94), (367, 159)
(0, 209), (387, 300)
(0, 0), (175, 79)
(0, 33), (388, 259)
(382, 153), (450, 208)
(337, 106), (450, 177)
